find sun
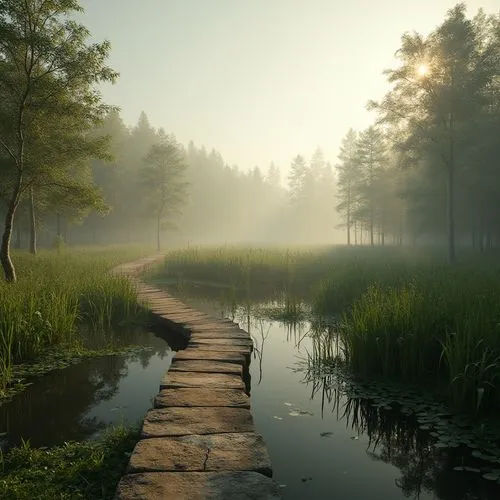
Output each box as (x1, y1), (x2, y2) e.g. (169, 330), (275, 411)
(416, 63), (429, 77)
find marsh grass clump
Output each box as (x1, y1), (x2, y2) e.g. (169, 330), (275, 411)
(0, 424), (139, 500)
(0, 248), (149, 394)
(342, 268), (500, 411)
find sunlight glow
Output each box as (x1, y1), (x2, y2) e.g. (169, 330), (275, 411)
(416, 63), (429, 77)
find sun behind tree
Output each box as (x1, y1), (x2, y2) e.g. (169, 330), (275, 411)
(416, 63), (429, 77)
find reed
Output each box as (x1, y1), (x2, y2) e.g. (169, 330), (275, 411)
(0, 247), (150, 393)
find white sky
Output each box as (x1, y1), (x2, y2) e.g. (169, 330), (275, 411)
(80, 0), (499, 172)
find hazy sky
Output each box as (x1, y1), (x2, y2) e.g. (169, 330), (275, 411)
(80, 0), (498, 173)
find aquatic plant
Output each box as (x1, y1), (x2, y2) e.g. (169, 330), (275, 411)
(0, 424), (139, 499)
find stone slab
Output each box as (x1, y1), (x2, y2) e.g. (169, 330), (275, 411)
(169, 360), (242, 375)
(155, 388), (250, 409)
(189, 331), (251, 340)
(184, 344), (251, 354)
(141, 407), (254, 437)
(189, 337), (253, 347)
(174, 350), (246, 365)
(128, 433), (272, 477)
(169, 314), (210, 321)
(116, 471), (282, 500)
(161, 372), (245, 390)
(186, 323), (238, 331)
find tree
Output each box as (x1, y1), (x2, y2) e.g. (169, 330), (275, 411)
(369, 3), (498, 262)
(355, 126), (387, 246)
(0, 0), (117, 281)
(336, 129), (360, 245)
(141, 136), (188, 252)
(288, 155), (307, 203)
(266, 162), (281, 189)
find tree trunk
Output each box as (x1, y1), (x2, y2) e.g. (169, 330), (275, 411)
(56, 213), (61, 238)
(15, 222), (22, 249)
(157, 214), (161, 252)
(447, 157), (455, 264)
(486, 226), (492, 250)
(347, 207), (351, 246)
(29, 186), (37, 255)
(370, 211), (374, 246)
(347, 187), (351, 246)
(1, 178), (22, 282)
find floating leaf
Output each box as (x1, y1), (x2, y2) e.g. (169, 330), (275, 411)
(482, 472), (500, 481)
(454, 466), (481, 473)
(320, 432), (333, 437)
(273, 416), (283, 420)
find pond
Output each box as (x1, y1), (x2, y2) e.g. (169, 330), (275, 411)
(163, 281), (500, 500)
(1, 280), (500, 500)
(0, 329), (175, 451)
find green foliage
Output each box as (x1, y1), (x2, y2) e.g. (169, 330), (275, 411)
(322, 259), (500, 412)
(0, 247), (150, 393)
(0, 425), (139, 500)
(0, 0), (117, 280)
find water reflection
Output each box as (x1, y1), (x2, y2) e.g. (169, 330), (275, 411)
(162, 281), (500, 500)
(300, 371), (500, 500)
(0, 330), (173, 451)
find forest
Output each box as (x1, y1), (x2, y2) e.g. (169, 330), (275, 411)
(0, 4), (497, 272)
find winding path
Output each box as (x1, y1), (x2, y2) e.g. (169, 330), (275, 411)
(113, 256), (281, 499)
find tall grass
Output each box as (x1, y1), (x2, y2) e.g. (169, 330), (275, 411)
(0, 248), (150, 393)
(154, 245), (500, 413)
(342, 270), (500, 412)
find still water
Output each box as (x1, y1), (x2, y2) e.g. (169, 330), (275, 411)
(166, 284), (500, 500)
(1, 283), (499, 500)
(0, 330), (174, 451)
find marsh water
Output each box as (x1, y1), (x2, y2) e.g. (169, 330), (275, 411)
(0, 330), (175, 451)
(164, 282), (500, 500)
(1, 283), (500, 500)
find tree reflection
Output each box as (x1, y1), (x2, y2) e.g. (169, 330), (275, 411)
(301, 368), (500, 500)
(0, 330), (170, 451)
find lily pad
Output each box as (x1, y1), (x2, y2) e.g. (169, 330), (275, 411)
(482, 472), (500, 481)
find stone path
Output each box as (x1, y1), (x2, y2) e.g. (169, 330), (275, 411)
(114, 256), (282, 499)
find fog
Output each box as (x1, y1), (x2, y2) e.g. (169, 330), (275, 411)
(2, 1), (500, 261)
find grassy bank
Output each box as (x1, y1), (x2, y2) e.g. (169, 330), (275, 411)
(0, 425), (138, 500)
(0, 247), (152, 396)
(155, 245), (500, 413)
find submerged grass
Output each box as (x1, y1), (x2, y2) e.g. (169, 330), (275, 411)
(155, 245), (500, 414)
(0, 247), (152, 395)
(0, 424), (139, 500)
